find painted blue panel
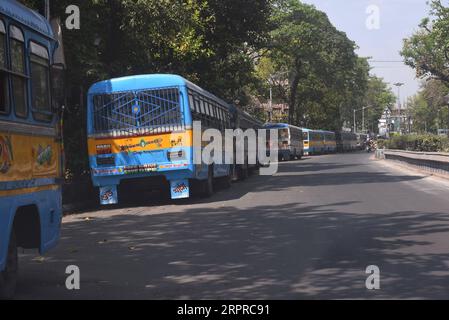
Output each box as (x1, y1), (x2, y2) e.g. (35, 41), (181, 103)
(0, 188), (61, 271)
(0, 178), (56, 191)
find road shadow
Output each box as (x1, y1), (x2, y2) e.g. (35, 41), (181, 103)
(71, 158), (425, 214)
(17, 200), (449, 300)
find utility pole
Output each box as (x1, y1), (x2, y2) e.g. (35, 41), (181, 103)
(394, 82), (404, 134)
(269, 86), (273, 122)
(353, 109), (356, 133)
(362, 107), (365, 133)
(444, 94), (449, 137)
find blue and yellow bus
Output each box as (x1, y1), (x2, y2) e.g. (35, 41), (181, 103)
(229, 105), (264, 179)
(302, 129), (336, 155)
(87, 74), (234, 204)
(0, 0), (64, 298)
(302, 128), (323, 155)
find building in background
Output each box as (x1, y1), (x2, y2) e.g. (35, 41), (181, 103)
(261, 103), (289, 122)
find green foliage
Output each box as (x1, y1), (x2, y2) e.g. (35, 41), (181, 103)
(407, 80), (449, 133)
(268, 0), (363, 129)
(364, 76), (396, 131)
(258, 1), (394, 132)
(401, 0), (449, 84)
(384, 134), (449, 152)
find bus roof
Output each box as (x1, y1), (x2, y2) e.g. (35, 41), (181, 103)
(88, 74), (231, 108)
(0, 0), (54, 38)
(264, 123), (304, 131)
(302, 128), (334, 134)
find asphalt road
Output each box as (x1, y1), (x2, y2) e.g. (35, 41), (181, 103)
(15, 152), (449, 299)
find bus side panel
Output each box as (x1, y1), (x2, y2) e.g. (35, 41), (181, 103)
(0, 187), (61, 271)
(1, 131), (62, 264)
(0, 195), (14, 271)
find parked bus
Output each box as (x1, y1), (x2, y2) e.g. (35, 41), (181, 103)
(0, 0), (64, 298)
(336, 131), (358, 152)
(323, 131), (337, 153)
(264, 123), (303, 161)
(229, 105), (264, 179)
(87, 74), (235, 205)
(303, 129), (326, 155)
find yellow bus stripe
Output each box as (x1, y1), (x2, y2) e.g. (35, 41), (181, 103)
(87, 130), (193, 156)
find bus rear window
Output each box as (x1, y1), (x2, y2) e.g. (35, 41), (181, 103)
(93, 87), (184, 135)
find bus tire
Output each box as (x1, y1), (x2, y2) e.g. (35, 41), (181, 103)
(0, 230), (18, 300)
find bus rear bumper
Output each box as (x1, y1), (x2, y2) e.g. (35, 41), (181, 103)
(92, 166), (195, 204)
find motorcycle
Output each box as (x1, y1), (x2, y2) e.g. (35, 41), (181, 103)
(366, 140), (377, 153)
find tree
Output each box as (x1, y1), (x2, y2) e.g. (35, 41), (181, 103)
(407, 94), (433, 133)
(401, 0), (449, 84)
(269, 0), (365, 129)
(19, 0), (272, 177)
(362, 76), (396, 133)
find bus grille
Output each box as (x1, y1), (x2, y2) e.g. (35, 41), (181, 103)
(92, 87), (185, 137)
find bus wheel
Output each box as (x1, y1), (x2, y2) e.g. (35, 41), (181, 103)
(202, 166), (214, 197)
(0, 231), (18, 300)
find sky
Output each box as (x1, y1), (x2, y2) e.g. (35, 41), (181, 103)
(301, 0), (430, 104)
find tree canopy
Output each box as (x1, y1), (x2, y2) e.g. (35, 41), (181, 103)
(401, 0), (449, 84)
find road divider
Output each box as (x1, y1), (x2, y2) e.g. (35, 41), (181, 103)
(376, 149), (449, 176)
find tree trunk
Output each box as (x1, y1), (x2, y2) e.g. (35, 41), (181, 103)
(288, 71), (300, 125)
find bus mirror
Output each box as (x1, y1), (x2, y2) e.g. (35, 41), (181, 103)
(51, 63), (66, 112)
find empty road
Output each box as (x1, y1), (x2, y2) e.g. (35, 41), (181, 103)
(15, 152), (449, 299)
